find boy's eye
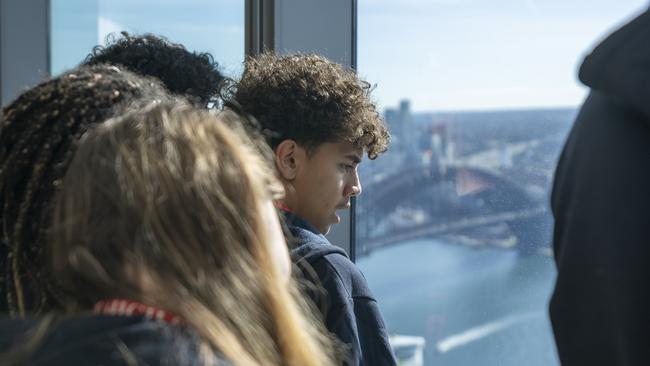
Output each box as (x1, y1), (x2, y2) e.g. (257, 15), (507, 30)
(340, 164), (355, 172)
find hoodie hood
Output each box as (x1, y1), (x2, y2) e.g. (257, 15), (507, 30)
(283, 211), (348, 264)
(579, 8), (650, 118)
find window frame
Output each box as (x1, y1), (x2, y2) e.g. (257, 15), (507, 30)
(0, 0), (50, 107)
(249, 0), (358, 259)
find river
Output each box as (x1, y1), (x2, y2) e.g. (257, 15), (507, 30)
(358, 239), (559, 366)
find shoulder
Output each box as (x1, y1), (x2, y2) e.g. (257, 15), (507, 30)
(0, 315), (230, 366)
(312, 252), (376, 303)
(289, 224), (348, 266)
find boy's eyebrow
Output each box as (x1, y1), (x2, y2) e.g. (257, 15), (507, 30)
(345, 154), (362, 164)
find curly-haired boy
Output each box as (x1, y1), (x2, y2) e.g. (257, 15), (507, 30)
(231, 53), (395, 366)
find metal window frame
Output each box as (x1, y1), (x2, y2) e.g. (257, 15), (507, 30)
(0, 0), (50, 107)
(245, 0), (275, 56)
(246, 0), (358, 260)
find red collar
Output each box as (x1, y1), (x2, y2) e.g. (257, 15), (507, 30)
(273, 201), (292, 213)
(94, 299), (182, 325)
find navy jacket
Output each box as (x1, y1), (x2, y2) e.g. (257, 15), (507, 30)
(0, 315), (231, 365)
(550, 7), (650, 366)
(285, 212), (396, 366)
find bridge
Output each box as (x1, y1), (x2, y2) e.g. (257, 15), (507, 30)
(356, 164), (552, 256)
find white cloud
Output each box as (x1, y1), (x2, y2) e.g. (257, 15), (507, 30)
(524, 0), (540, 15)
(364, 0), (463, 5)
(97, 16), (129, 45)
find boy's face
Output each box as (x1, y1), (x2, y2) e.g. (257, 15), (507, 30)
(291, 142), (363, 235)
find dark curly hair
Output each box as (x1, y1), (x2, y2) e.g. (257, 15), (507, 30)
(230, 53), (390, 159)
(84, 32), (226, 108)
(0, 64), (170, 316)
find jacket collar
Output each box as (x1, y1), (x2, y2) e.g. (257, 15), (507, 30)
(280, 209), (322, 236)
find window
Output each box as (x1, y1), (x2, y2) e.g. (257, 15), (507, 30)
(50, 0), (244, 77)
(355, 1), (647, 365)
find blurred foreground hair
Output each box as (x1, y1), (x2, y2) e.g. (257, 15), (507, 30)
(0, 65), (168, 315)
(49, 102), (337, 366)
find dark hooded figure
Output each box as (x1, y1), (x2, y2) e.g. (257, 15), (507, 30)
(550, 7), (650, 365)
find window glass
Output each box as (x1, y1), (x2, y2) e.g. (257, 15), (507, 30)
(355, 1), (648, 365)
(50, 0), (243, 78)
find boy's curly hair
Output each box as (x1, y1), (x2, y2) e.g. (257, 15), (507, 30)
(0, 64), (169, 316)
(230, 53), (390, 159)
(84, 32), (226, 108)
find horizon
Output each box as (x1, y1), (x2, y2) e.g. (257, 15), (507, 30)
(382, 102), (579, 115)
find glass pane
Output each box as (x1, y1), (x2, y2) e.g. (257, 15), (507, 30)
(50, 0), (244, 78)
(355, 1), (648, 365)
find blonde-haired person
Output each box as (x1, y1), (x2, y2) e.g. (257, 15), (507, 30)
(0, 102), (338, 366)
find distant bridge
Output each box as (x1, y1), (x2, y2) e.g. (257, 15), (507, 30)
(357, 164), (551, 256)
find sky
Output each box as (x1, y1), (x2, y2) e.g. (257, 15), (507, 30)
(50, 0), (648, 112)
(358, 0), (649, 112)
(51, 0), (244, 78)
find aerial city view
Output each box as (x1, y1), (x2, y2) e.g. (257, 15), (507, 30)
(357, 101), (576, 366)
(358, 101), (576, 257)
(356, 2), (646, 363)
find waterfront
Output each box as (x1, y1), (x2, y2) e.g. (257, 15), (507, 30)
(358, 239), (559, 366)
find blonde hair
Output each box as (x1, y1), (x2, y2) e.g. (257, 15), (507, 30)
(48, 101), (337, 366)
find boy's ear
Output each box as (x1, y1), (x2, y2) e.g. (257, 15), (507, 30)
(274, 139), (302, 181)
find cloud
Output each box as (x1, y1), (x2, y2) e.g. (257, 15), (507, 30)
(524, 0), (540, 14)
(364, 0), (463, 5)
(97, 16), (129, 44)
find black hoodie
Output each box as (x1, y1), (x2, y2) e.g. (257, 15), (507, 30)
(0, 315), (231, 365)
(550, 7), (650, 366)
(285, 211), (396, 366)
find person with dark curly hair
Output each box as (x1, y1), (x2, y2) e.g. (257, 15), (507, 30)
(229, 53), (395, 366)
(0, 64), (170, 316)
(83, 32), (226, 108)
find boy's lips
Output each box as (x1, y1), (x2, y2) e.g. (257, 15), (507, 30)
(332, 202), (351, 225)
